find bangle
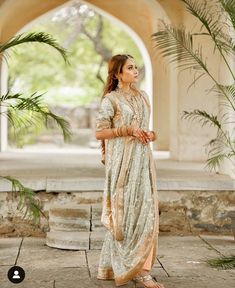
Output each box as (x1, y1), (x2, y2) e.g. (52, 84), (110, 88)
(151, 131), (156, 141)
(112, 125), (134, 137)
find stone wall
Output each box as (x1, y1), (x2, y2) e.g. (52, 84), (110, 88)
(0, 189), (233, 238)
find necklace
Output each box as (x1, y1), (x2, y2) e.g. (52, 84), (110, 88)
(115, 87), (143, 125)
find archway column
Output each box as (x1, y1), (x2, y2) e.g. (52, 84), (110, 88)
(0, 59), (8, 151)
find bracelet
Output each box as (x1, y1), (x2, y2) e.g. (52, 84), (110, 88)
(151, 131), (156, 141)
(112, 125), (134, 138)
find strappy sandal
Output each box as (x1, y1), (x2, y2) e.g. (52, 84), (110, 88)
(132, 274), (165, 288)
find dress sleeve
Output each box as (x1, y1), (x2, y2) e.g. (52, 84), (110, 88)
(95, 96), (115, 131)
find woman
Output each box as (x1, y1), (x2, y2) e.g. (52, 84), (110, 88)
(95, 54), (164, 288)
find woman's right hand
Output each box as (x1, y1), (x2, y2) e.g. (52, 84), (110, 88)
(133, 128), (150, 145)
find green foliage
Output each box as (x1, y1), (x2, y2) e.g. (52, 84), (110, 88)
(0, 32), (67, 62)
(206, 255), (235, 270)
(152, 0), (235, 172)
(1, 176), (48, 226)
(8, 6), (143, 107)
(0, 91), (72, 144)
(0, 30), (72, 225)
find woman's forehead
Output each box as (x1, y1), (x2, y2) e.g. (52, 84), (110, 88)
(124, 58), (135, 66)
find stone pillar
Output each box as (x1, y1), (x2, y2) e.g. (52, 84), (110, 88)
(0, 59), (8, 152)
(218, 55), (235, 179)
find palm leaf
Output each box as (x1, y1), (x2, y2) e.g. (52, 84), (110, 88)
(219, 0), (235, 30)
(182, 0), (235, 80)
(206, 255), (235, 269)
(44, 111), (72, 142)
(152, 21), (209, 86)
(212, 84), (235, 111)
(0, 32), (68, 63)
(182, 0), (223, 37)
(181, 109), (221, 128)
(1, 176), (48, 225)
(204, 129), (235, 170)
(0, 92), (72, 141)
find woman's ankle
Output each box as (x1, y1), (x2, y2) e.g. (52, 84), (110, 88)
(136, 269), (150, 276)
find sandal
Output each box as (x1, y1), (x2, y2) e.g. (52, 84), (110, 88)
(132, 274), (165, 288)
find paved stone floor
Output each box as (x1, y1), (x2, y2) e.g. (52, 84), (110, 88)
(0, 234), (234, 288)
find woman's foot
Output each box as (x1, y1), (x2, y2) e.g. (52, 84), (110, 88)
(133, 270), (165, 288)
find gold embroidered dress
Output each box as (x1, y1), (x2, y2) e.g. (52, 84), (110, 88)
(95, 88), (159, 286)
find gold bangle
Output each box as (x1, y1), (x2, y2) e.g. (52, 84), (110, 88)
(111, 129), (117, 138)
(126, 126), (132, 136)
(151, 131), (156, 141)
(124, 126), (128, 136)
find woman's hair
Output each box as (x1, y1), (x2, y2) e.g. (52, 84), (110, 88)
(102, 54), (140, 99)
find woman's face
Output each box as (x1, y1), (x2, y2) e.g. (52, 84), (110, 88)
(118, 58), (139, 84)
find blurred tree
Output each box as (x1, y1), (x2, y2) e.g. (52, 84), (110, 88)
(8, 1), (144, 108)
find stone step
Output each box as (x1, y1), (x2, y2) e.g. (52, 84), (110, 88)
(50, 204), (91, 219)
(48, 203), (104, 232)
(91, 203), (102, 220)
(90, 231), (105, 250)
(49, 217), (90, 232)
(46, 231), (106, 250)
(46, 231), (90, 250)
(49, 204), (91, 232)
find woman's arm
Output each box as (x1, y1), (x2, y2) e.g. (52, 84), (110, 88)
(96, 126), (150, 144)
(96, 128), (115, 140)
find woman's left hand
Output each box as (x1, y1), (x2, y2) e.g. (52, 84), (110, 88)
(145, 131), (156, 142)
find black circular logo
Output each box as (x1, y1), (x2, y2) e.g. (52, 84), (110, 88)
(7, 266), (25, 283)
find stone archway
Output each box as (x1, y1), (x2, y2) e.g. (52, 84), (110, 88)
(0, 0), (181, 155)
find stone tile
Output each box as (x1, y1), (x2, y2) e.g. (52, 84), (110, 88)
(19, 237), (86, 268)
(1, 235), (234, 288)
(0, 265), (53, 288)
(156, 275), (235, 288)
(200, 234), (235, 256)
(157, 235), (225, 277)
(0, 237), (22, 266)
(86, 250), (100, 278)
(0, 266), (90, 288)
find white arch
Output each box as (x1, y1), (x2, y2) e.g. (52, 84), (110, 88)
(21, 0), (154, 128)
(0, 0), (158, 151)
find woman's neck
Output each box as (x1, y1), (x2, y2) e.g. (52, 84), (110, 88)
(119, 83), (131, 93)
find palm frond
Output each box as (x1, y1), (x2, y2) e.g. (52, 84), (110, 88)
(206, 255), (235, 269)
(205, 153), (228, 171)
(181, 110), (221, 128)
(219, 0), (235, 30)
(212, 84), (235, 111)
(182, 0), (235, 80)
(0, 92), (72, 142)
(0, 176), (48, 225)
(152, 21), (209, 86)
(204, 128), (235, 171)
(44, 111), (72, 142)
(0, 32), (68, 63)
(182, 0), (222, 37)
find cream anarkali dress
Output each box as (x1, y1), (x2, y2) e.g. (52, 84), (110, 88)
(95, 87), (159, 286)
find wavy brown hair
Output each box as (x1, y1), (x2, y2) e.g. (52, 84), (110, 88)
(102, 54), (140, 100)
